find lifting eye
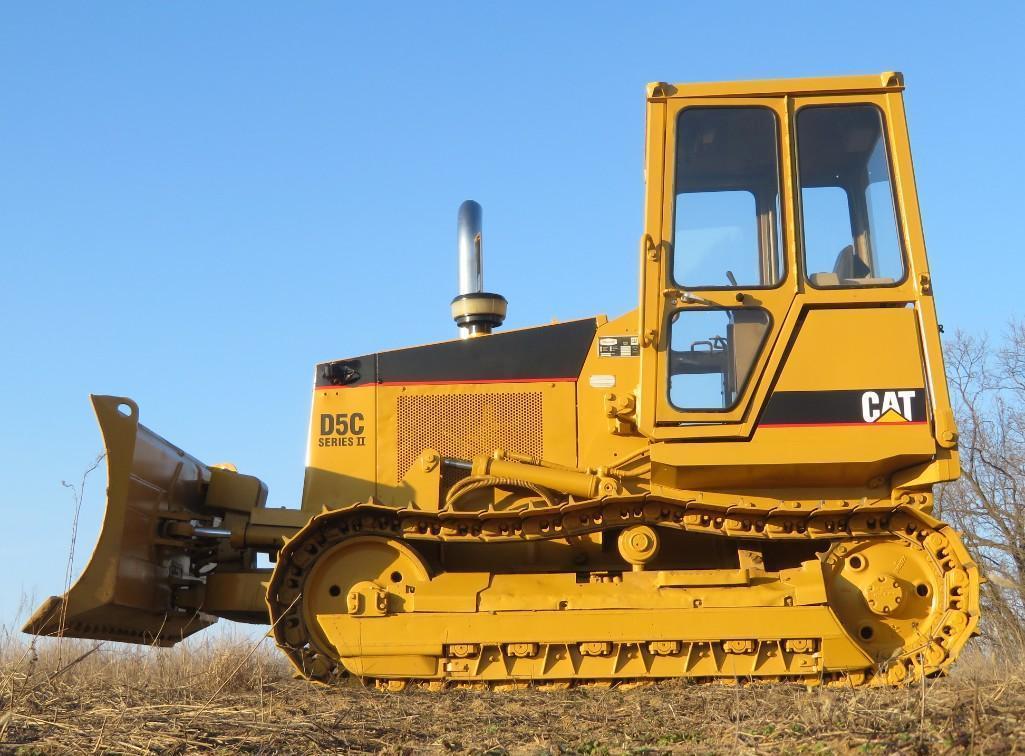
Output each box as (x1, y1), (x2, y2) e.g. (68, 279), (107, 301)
(328, 585), (341, 597)
(848, 555), (866, 571)
(390, 571), (403, 584)
(859, 625), (874, 641)
(915, 583), (930, 598)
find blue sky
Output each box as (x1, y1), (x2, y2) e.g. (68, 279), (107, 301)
(2, 2), (1023, 629)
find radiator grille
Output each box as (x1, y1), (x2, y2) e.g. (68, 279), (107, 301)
(396, 392), (543, 481)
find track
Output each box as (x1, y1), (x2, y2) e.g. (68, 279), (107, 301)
(266, 490), (979, 689)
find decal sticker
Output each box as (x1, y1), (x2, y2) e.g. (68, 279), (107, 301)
(760, 389), (927, 427)
(598, 336), (639, 358)
(318, 412), (368, 447)
(861, 390), (918, 423)
(588, 374), (616, 388)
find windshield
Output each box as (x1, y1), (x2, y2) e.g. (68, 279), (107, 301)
(673, 107), (783, 289)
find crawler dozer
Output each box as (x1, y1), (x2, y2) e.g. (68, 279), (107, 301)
(27, 73), (980, 688)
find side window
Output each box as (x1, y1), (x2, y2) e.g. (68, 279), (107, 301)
(798, 105), (905, 287)
(673, 108), (783, 288)
(668, 309), (770, 410)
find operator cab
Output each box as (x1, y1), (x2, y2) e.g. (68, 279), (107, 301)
(642, 75), (934, 436)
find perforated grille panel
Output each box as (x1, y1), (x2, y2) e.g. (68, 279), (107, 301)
(396, 392), (543, 481)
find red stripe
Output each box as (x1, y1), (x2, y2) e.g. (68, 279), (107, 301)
(315, 376), (578, 391)
(759, 420), (928, 429)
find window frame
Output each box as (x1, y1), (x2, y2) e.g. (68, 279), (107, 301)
(670, 105), (788, 292)
(795, 102), (909, 290)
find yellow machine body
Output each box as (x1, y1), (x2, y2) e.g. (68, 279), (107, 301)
(26, 73), (979, 688)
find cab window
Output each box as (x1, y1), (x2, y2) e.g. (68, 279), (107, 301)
(798, 105), (905, 287)
(668, 308), (770, 410)
(673, 107), (783, 289)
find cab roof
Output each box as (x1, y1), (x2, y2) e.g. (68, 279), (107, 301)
(647, 72), (904, 100)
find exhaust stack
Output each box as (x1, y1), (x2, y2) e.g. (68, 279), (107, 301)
(456, 200), (483, 295)
(451, 200), (507, 338)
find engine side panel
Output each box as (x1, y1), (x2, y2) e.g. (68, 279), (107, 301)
(303, 319), (597, 512)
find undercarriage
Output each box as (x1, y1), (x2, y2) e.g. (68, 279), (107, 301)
(267, 487), (978, 689)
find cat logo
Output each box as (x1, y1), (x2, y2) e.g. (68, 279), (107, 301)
(861, 390), (917, 423)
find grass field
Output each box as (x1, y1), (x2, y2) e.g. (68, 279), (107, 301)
(2, 629), (1023, 754)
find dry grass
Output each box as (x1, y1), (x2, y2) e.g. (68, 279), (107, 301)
(2, 630), (1025, 754)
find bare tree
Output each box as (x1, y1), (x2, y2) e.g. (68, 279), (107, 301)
(938, 322), (1025, 645)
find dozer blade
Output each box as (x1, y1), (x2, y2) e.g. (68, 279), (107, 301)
(24, 395), (218, 646)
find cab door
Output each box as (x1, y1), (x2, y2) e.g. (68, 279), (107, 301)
(638, 96), (798, 439)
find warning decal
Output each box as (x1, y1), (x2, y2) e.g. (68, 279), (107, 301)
(598, 336), (640, 358)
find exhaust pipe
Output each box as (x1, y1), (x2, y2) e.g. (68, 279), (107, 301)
(451, 200), (507, 338)
(456, 200), (484, 296)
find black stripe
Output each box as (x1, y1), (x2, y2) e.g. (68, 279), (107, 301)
(316, 319), (597, 387)
(379, 319), (596, 384)
(761, 389), (927, 425)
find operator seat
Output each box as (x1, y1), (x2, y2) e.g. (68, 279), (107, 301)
(832, 245), (871, 279)
(808, 245), (872, 287)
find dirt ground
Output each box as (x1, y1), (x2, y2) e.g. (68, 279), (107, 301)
(2, 635), (1023, 754)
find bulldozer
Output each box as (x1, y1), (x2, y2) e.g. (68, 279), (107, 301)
(26, 72), (980, 688)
